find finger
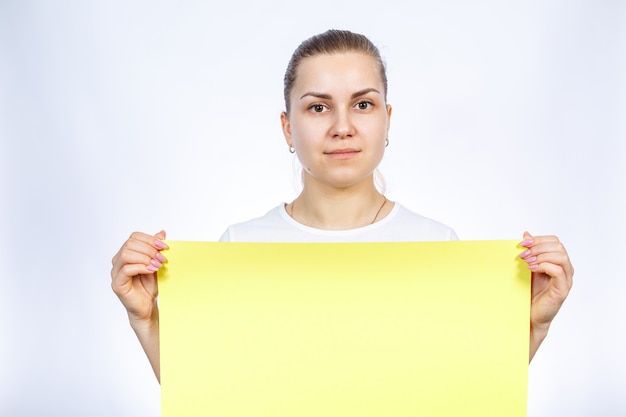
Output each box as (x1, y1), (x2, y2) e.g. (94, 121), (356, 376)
(112, 263), (156, 295)
(113, 230), (167, 260)
(530, 235), (560, 246)
(112, 251), (158, 285)
(521, 241), (566, 257)
(124, 231), (168, 253)
(519, 232), (563, 247)
(124, 234), (167, 260)
(113, 233), (156, 264)
(520, 239), (572, 270)
(526, 251), (570, 271)
(530, 261), (573, 295)
(111, 247), (151, 278)
(129, 231), (168, 250)
(111, 238), (167, 278)
(519, 238), (566, 260)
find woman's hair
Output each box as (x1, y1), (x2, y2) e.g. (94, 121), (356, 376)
(283, 29), (388, 114)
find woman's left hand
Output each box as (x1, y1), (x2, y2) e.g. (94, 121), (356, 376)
(519, 231), (574, 361)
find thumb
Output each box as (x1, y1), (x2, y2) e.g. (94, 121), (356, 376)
(520, 231), (533, 247)
(155, 230), (167, 240)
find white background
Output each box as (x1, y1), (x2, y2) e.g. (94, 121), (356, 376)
(1, 1), (624, 416)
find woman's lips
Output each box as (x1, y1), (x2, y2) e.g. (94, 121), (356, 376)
(325, 148), (360, 159)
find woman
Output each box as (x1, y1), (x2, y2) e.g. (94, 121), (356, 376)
(111, 29), (574, 382)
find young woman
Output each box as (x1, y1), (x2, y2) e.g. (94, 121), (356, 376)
(111, 30), (574, 382)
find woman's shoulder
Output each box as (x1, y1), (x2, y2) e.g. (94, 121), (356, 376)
(219, 205), (287, 242)
(372, 203), (459, 241)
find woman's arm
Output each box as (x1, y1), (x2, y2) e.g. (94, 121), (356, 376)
(111, 230), (167, 382)
(129, 303), (161, 381)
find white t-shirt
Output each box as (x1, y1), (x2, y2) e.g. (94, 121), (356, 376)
(219, 203), (458, 242)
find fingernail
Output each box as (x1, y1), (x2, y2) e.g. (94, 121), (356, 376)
(155, 240), (168, 250)
(155, 252), (167, 263)
(519, 239), (533, 247)
(147, 265), (158, 272)
(525, 256), (537, 264)
(529, 264), (539, 270)
(151, 259), (162, 268)
(519, 250), (531, 259)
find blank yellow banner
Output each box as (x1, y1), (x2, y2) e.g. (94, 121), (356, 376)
(159, 241), (530, 417)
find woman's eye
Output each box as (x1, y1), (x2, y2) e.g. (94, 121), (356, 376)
(356, 101), (372, 110)
(310, 104), (327, 113)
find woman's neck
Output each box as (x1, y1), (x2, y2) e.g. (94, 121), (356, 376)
(287, 177), (393, 230)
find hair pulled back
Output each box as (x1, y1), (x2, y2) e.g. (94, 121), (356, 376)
(283, 29), (388, 114)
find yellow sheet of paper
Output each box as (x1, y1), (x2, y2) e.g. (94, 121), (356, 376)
(159, 241), (530, 417)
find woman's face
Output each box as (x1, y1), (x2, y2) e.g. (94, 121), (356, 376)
(281, 52), (392, 190)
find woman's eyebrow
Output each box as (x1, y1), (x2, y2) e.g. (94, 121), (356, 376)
(299, 88), (381, 100)
(300, 91), (332, 100)
(351, 88), (380, 99)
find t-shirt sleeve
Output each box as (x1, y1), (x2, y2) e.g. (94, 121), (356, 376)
(218, 227), (232, 242)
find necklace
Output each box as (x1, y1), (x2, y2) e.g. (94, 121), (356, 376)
(288, 195), (388, 226)
(370, 196), (388, 224)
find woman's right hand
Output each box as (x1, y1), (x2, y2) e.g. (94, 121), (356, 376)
(111, 230), (168, 325)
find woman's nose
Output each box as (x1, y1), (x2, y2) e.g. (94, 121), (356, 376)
(331, 109), (355, 139)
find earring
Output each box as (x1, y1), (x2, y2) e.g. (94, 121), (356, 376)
(385, 138), (389, 147)
(289, 145), (296, 154)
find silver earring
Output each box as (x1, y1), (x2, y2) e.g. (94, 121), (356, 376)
(289, 145), (296, 154)
(385, 138), (389, 147)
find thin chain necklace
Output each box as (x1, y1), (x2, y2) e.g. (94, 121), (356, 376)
(370, 195), (388, 224)
(288, 195), (388, 226)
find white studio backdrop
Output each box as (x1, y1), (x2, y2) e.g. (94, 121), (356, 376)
(1, 1), (624, 416)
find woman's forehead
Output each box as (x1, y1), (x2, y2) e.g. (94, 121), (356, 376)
(293, 52), (383, 93)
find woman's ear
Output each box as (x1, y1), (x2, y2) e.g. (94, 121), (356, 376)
(281, 111), (293, 146)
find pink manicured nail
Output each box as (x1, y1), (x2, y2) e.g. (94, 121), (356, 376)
(528, 264), (539, 270)
(519, 250), (531, 259)
(525, 256), (537, 264)
(147, 265), (158, 272)
(155, 252), (167, 263)
(151, 259), (162, 268)
(519, 239), (533, 247)
(155, 240), (168, 250)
